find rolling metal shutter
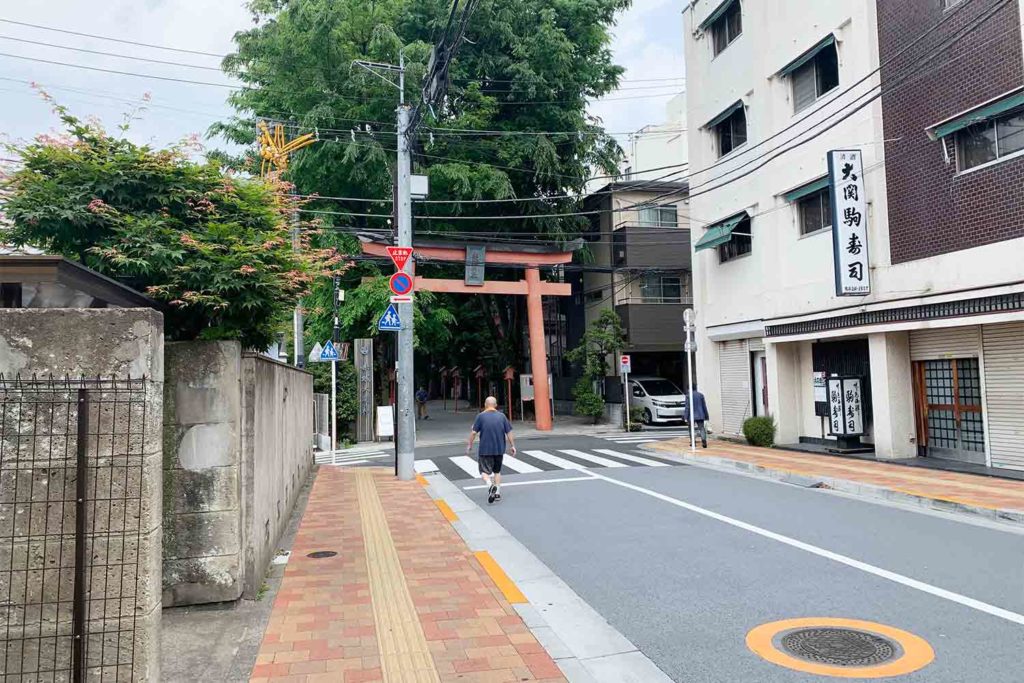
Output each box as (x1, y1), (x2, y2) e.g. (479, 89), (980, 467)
(909, 327), (980, 360)
(982, 322), (1024, 471)
(719, 339), (752, 436)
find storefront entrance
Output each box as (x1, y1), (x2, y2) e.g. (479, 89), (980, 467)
(912, 358), (986, 464)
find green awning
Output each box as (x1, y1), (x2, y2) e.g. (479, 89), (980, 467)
(698, 0), (738, 31)
(704, 100), (743, 130)
(776, 35), (835, 78)
(783, 176), (829, 203)
(928, 88), (1024, 139)
(694, 212), (747, 252)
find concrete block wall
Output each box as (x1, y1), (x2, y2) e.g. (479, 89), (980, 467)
(0, 308), (164, 682)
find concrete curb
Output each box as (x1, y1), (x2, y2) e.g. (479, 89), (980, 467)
(644, 447), (1024, 528)
(420, 472), (673, 683)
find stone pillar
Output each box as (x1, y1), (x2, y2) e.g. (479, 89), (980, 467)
(868, 332), (916, 459)
(766, 341), (801, 445)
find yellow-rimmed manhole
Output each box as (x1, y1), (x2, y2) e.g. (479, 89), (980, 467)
(746, 618), (934, 679)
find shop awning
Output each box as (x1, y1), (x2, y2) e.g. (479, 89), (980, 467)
(783, 175), (829, 203)
(698, 0), (738, 31)
(704, 100), (743, 130)
(776, 34), (836, 78)
(694, 212), (748, 252)
(927, 87), (1024, 140)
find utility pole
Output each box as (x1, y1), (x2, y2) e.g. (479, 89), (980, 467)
(395, 52), (416, 482)
(332, 275), (341, 453)
(292, 213), (305, 368)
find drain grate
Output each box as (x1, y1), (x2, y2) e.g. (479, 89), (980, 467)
(307, 551), (338, 559)
(778, 627), (899, 667)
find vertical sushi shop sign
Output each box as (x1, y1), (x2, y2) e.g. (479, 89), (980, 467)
(828, 150), (870, 297)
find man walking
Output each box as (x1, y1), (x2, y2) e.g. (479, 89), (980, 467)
(689, 385), (710, 448)
(416, 386), (429, 420)
(466, 396), (516, 504)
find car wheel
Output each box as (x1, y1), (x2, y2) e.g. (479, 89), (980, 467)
(642, 409), (653, 425)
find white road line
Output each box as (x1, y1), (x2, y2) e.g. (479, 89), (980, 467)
(586, 470), (1024, 627)
(450, 456), (482, 478)
(500, 457), (542, 474)
(523, 450), (588, 470)
(326, 459), (368, 466)
(414, 459), (439, 473)
(605, 438), (658, 444)
(594, 449), (671, 467)
(558, 449), (628, 468)
(463, 475), (596, 490)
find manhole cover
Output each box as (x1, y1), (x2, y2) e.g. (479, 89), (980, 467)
(306, 551), (337, 559)
(778, 627), (899, 667)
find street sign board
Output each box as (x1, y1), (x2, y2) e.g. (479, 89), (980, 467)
(340, 342), (351, 362)
(378, 304), (402, 332)
(828, 150), (871, 297)
(684, 340), (696, 353)
(389, 271), (414, 296)
(386, 246), (413, 271)
(308, 342), (323, 363)
(390, 295), (414, 304)
(465, 245), (486, 286)
(619, 355), (632, 374)
(319, 340), (340, 362)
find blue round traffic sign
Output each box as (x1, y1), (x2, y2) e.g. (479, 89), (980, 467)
(389, 272), (414, 296)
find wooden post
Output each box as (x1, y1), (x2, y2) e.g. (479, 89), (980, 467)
(525, 267), (553, 431)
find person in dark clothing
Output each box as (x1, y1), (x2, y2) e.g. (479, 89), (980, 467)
(466, 396), (517, 504)
(689, 385), (710, 448)
(415, 386), (429, 420)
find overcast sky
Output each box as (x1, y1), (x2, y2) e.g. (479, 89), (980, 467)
(0, 0), (685, 159)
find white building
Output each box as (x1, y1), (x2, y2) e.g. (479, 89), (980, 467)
(621, 93), (688, 182)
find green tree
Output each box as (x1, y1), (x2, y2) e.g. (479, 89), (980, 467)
(566, 309), (626, 422)
(2, 102), (335, 349)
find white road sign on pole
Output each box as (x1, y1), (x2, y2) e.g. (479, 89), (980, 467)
(684, 309), (696, 451)
(308, 342), (323, 364)
(619, 355), (632, 375)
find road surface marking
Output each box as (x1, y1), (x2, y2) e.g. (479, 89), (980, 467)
(325, 459), (368, 466)
(558, 449), (628, 468)
(415, 474), (429, 486)
(463, 475), (596, 490)
(474, 551), (527, 604)
(604, 438), (658, 444)
(435, 500), (458, 522)
(595, 449), (671, 467)
(450, 456), (481, 478)
(500, 457), (542, 474)
(523, 450), (588, 470)
(586, 470), (1024, 627)
(414, 459), (439, 474)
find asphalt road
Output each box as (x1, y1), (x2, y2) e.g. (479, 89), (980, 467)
(408, 433), (1024, 683)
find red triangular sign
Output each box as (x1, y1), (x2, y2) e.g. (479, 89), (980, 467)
(386, 246), (413, 270)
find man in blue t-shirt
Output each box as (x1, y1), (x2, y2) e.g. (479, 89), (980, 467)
(466, 396), (517, 504)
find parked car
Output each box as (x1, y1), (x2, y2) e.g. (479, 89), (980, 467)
(628, 376), (688, 425)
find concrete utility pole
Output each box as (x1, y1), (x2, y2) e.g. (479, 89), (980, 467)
(332, 275), (341, 453)
(292, 213), (305, 368)
(395, 53), (416, 482)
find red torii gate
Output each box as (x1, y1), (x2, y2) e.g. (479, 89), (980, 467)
(360, 235), (580, 431)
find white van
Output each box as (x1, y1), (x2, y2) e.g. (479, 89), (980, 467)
(628, 376), (688, 425)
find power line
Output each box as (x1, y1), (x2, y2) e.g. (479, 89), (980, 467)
(0, 33), (224, 71)
(0, 17), (224, 57)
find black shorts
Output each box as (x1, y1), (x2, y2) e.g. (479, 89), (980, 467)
(478, 454), (503, 475)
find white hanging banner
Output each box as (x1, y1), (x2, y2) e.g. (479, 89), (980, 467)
(827, 376), (865, 437)
(828, 150), (870, 297)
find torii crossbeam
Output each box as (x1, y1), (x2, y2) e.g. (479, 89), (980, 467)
(360, 234), (581, 431)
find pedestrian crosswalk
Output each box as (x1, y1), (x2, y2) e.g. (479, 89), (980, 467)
(412, 448), (682, 481)
(315, 448), (391, 466)
(597, 429), (693, 446)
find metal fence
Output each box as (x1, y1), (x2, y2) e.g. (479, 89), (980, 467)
(1, 376), (148, 682)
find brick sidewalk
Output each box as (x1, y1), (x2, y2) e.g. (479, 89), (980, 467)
(652, 439), (1024, 514)
(250, 467), (565, 682)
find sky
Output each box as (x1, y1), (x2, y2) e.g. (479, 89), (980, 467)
(0, 0), (685, 160)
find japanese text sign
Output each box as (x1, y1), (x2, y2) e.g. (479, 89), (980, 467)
(827, 376), (865, 437)
(827, 150), (870, 297)
(386, 246), (413, 271)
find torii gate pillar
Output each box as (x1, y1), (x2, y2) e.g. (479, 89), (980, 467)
(525, 267), (552, 430)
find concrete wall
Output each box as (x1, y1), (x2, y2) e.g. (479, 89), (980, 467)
(162, 343), (313, 606)
(162, 341), (243, 606)
(0, 308), (164, 682)
(240, 353), (314, 599)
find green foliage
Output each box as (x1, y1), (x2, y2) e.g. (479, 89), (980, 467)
(566, 309), (626, 380)
(572, 378), (605, 423)
(626, 407), (645, 432)
(742, 416), (776, 448)
(310, 360), (358, 436)
(2, 105), (335, 349)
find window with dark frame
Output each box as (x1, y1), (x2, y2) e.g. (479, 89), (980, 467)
(956, 107), (1024, 171)
(791, 42), (839, 113)
(638, 205), (678, 227)
(712, 0), (742, 56)
(797, 187), (832, 235)
(719, 215), (752, 262)
(639, 275), (684, 303)
(716, 107), (747, 157)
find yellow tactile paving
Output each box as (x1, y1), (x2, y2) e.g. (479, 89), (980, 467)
(355, 469), (442, 683)
(434, 499), (459, 522)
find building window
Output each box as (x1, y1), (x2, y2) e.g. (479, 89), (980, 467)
(716, 107), (747, 157)
(798, 187), (832, 235)
(639, 275), (684, 304)
(791, 42), (839, 113)
(957, 107), (1024, 171)
(719, 215), (752, 262)
(638, 205), (678, 227)
(585, 289), (605, 304)
(711, 1), (742, 56)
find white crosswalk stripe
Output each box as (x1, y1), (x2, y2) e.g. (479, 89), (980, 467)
(414, 459), (439, 474)
(450, 455), (482, 478)
(523, 450), (588, 470)
(316, 450), (390, 466)
(558, 449), (628, 468)
(594, 449), (671, 467)
(501, 457), (542, 474)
